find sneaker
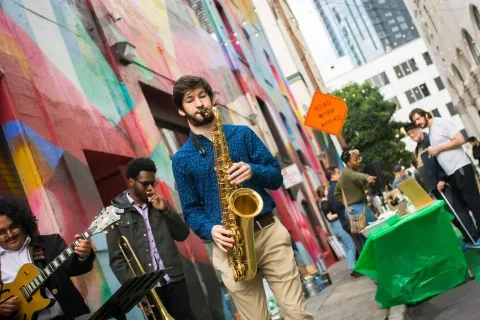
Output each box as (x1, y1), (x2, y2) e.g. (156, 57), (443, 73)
(471, 238), (480, 248)
(462, 238), (480, 251)
(350, 271), (364, 278)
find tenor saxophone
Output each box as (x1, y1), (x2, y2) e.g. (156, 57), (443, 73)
(203, 107), (264, 282)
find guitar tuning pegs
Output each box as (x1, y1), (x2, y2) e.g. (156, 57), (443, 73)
(111, 225), (114, 229)
(95, 216), (98, 219)
(104, 231), (108, 234)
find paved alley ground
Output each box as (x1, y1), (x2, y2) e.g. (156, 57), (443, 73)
(407, 279), (480, 320)
(305, 261), (389, 320)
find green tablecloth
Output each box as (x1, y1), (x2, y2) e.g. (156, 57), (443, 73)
(354, 200), (468, 308)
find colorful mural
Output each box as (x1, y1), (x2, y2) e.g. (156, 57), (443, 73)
(0, 0), (335, 318)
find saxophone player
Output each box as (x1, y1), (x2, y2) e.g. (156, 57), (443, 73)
(172, 75), (313, 320)
(106, 158), (192, 319)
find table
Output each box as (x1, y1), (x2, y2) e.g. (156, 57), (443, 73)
(354, 200), (468, 308)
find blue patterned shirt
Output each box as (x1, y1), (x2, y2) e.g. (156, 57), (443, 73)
(172, 125), (283, 240)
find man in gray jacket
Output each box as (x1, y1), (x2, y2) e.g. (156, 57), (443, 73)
(106, 157), (191, 319)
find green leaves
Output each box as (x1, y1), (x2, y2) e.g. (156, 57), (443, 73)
(330, 82), (412, 182)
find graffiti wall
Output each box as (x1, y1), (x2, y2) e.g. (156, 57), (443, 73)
(0, 0), (334, 318)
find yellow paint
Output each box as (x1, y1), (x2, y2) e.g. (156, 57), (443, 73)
(136, 0), (176, 59)
(0, 33), (32, 78)
(9, 137), (45, 196)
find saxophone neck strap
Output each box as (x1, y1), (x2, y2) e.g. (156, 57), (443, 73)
(191, 133), (206, 157)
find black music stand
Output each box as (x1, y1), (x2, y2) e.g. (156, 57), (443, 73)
(76, 270), (166, 320)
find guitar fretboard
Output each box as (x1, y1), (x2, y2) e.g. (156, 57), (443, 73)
(21, 228), (94, 298)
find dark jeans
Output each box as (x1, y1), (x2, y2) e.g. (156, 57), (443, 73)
(432, 185), (478, 241)
(151, 279), (192, 320)
(444, 164), (480, 242)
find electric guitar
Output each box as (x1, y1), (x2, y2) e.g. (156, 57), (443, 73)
(0, 206), (123, 320)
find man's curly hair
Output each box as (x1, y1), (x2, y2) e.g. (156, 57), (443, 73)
(0, 195), (38, 237)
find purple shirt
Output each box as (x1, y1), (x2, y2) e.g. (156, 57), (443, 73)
(126, 193), (170, 285)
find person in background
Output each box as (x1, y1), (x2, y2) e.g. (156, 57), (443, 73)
(325, 166), (349, 231)
(410, 108), (480, 248)
(405, 122), (480, 248)
(392, 165), (411, 189)
(468, 136), (480, 166)
(325, 166), (362, 256)
(334, 147), (377, 248)
(316, 185), (360, 278)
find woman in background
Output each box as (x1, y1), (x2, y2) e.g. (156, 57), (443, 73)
(334, 146), (377, 248)
(317, 185), (360, 278)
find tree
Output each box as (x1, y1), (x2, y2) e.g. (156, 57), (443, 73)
(330, 82), (412, 183)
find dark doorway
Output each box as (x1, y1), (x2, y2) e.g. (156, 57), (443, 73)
(83, 150), (132, 207)
(256, 97), (291, 165)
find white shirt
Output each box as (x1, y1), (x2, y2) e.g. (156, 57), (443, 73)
(429, 117), (470, 176)
(0, 236), (65, 320)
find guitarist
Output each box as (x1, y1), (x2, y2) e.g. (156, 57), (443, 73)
(0, 195), (95, 320)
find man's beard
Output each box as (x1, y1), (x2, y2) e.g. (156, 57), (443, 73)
(133, 186), (148, 202)
(187, 111), (214, 127)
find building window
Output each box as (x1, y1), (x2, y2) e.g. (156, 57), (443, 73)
(463, 29), (480, 64)
(409, 58), (419, 71)
(366, 72), (390, 88)
(394, 58), (418, 78)
(446, 102), (457, 116)
(405, 83), (430, 103)
(420, 83), (430, 96)
(431, 108), (441, 117)
(434, 77), (445, 90)
(423, 52), (433, 65)
(472, 5), (480, 30)
(332, 7), (341, 23)
(452, 64), (464, 82)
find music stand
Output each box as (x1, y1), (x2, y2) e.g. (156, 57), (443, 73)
(76, 270), (166, 320)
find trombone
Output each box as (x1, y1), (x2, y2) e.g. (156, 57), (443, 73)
(118, 235), (174, 320)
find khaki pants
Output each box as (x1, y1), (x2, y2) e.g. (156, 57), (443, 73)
(213, 217), (313, 320)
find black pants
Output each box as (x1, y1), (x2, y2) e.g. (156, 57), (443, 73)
(152, 279), (192, 320)
(432, 185), (479, 241)
(444, 164), (480, 241)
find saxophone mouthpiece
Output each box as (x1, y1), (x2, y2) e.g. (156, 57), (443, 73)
(199, 108), (212, 117)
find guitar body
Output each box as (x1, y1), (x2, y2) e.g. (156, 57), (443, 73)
(3, 263), (53, 320)
(0, 206), (122, 320)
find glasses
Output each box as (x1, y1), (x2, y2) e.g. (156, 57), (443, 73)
(135, 179), (158, 188)
(0, 223), (20, 240)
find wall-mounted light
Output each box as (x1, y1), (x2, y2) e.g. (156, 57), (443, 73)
(112, 41), (137, 64)
(110, 12), (121, 21)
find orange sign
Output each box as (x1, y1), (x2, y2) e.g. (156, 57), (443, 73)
(304, 91), (348, 136)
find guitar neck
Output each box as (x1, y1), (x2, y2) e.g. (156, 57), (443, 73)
(26, 229), (93, 293)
